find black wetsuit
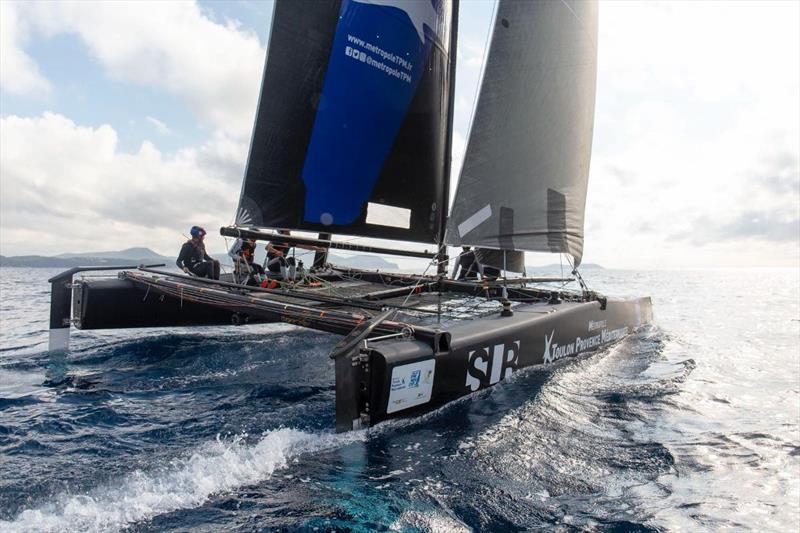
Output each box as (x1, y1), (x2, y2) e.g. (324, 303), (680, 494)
(266, 241), (293, 274)
(177, 240), (219, 279)
(456, 250), (479, 280)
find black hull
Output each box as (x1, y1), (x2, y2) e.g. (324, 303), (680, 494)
(74, 278), (270, 329)
(337, 297), (652, 431)
(49, 267), (652, 433)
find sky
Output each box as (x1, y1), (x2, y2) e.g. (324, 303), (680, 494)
(1, 0), (798, 269)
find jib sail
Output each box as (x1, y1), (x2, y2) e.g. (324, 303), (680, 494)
(236, 0), (454, 244)
(445, 0), (598, 266)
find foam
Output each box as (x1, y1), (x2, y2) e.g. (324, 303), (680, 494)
(390, 509), (471, 532)
(2, 428), (364, 533)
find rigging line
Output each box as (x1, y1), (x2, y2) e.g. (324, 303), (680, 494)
(306, 273), (354, 300)
(557, 0), (598, 53)
(400, 256), (439, 308)
(565, 254), (590, 294)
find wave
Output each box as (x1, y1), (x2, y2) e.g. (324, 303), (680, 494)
(2, 428), (364, 533)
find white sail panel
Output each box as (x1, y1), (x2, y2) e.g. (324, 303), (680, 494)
(445, 0), (598, 266)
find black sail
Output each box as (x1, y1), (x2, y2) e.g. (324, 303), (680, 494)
(445, 0), (598, 266)
(236, 0), (454, 244)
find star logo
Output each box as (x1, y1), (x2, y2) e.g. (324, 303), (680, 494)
(543, 330), (555, 364)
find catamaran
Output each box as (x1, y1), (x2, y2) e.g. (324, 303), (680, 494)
(47, 0), (652, 432)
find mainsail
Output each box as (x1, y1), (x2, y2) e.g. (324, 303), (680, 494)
(445, 0), (598, 266)
(237, 0), (454, 244)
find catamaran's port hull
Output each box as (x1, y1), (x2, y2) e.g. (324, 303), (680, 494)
(73, 278), (271, 329)
(338, 297), (652, 432)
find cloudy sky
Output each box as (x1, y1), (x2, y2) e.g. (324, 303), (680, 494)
(1, 0), (798, 269)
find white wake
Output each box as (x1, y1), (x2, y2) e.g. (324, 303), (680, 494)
(2, 428), (364, 533)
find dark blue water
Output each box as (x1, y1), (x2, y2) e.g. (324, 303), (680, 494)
(1, 267), (798, 531)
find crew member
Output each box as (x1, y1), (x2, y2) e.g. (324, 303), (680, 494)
(229, 237), (264, 283)
(177, 226), (220, 279)
(453, 246), (479, 280)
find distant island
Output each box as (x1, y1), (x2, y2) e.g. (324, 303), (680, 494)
(0, 248), (171, 268)
(526, 262), (605, 272)
(0, 247), (399, 270)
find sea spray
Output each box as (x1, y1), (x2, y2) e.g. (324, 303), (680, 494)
(1, 428), (365, 533)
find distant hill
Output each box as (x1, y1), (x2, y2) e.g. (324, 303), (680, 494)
(55, 247), (167, 260)
(1, 248), (398, 270)
(526, 262), (605, 272)
(328, 253), (398, 270)
(1, 248), (172, 268)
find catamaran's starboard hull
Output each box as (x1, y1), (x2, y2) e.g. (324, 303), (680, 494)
(336, 297), (653, 432)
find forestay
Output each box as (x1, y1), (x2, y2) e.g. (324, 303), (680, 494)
(236, 0), (455, 245)
(445, 0), (598, 266)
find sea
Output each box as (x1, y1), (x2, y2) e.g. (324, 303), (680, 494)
(0, 266), (798, 532)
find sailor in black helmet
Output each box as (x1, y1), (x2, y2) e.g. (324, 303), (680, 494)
(176, 226), (220, 279)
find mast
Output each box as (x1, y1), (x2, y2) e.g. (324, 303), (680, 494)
(438, 0), (459, 275)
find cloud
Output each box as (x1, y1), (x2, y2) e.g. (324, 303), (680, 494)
(672, 210), (799, 245)
(580, 0), (800, 268)
(145, 116), (172, 136)
(0, 2), (52, 95)
(1, 1), (798, 268)
(0, 113), (248, 256)
(757, 152), (800, 196)
(9, 1), (266, 138)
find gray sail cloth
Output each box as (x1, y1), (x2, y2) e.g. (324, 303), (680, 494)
(474, 248), (525, 274)
(444, 0), (598, 266)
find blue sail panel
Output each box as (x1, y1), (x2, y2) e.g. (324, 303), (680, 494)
(236, 0), (453, 244)
(302, 0), (440, 226)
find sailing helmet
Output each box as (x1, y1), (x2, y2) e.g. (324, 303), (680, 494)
(190, 226), (206, 238)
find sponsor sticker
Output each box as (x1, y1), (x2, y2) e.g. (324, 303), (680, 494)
(387, 359), (435, 414)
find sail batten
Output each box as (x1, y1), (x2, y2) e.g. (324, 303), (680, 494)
(445, 0), (599, 266)
(236, 0), (455, 245)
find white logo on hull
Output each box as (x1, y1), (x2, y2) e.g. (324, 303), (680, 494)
(543, 330), (556, 364)
(465, 340), (520, 391)
(543, 326), (631, 364)
(588, 319), (606, 332)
